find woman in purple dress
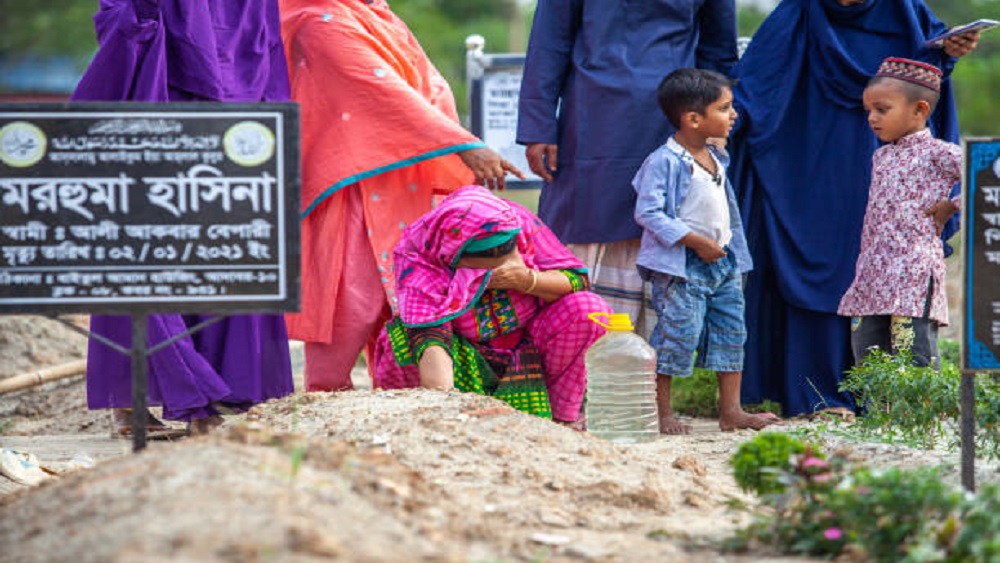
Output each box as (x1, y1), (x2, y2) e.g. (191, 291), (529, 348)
(74, 0), (294, 436)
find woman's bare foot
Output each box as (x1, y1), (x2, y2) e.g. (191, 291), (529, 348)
(188, 414), (225, 436)
(659, 415), (692, 435)
(719, 410), (783, 432)
(555, 415), (587, 432)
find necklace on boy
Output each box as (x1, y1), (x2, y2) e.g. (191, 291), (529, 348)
(693, 157), (722, 185)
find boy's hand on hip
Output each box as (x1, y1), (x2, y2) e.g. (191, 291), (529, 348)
(680, 233), (725, 263)
(924, 199), (960, 235)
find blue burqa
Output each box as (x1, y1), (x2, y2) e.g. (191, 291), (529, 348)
(516, 0), (738, 244)
(729, 0), (959, 416)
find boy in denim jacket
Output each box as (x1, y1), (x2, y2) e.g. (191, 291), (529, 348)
(633, 68), (780, 433)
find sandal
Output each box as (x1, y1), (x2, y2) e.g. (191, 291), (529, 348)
(110, 409), (188, 440)
(809, 406), (856, 424)
(187, 414), (225, 436)
(0, 448), (50, 486)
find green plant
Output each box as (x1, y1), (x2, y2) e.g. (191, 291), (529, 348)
(289, 443), (307, 480)
(731, 430), (1000, 562)
(953, 483), (1000, 561)
(840, 349), (959, 448)
(823, 467), (962, 561)
(672, 367), (780, 418)
(731, 444), (986, 561)
(730, 432), (811, 496)
(730, 445), (844, 556)
(938, 338), (960, 367)
(974, 376), (1000, 461)
(838, 349), (1000, 462)
(672, 367), (720, 417)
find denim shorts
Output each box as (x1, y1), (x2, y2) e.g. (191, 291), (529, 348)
(648, 248), (746, 377)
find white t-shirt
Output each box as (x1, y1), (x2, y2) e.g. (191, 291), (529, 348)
(670, 138), (732, 247)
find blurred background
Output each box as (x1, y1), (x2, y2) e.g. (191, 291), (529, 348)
(1, 0), (997, 134)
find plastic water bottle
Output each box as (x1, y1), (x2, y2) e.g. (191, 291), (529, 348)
(585, 312), (659, 444)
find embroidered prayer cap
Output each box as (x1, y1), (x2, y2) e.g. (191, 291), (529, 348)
(875, 57), (942, 92)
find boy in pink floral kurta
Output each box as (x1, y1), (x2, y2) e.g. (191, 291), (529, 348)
(838, 58), (961, 368)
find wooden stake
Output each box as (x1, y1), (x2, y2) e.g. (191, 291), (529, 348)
(0, 359), (88, 394)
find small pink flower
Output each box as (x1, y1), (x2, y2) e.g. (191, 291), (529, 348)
(812, 473), (832, 483)
(824, 527), (843, 541)
(803, 457), (829, 469)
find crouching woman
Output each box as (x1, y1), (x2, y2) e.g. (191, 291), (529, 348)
(373, 186), (612, 428)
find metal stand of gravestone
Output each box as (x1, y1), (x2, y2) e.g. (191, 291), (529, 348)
(960, 136), (1000, 491)
(0, 102), (300, 452)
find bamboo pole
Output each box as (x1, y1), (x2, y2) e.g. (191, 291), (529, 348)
(0, 359), (88, 395)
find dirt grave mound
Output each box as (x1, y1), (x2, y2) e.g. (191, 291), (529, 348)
(1, 390), (757, 562)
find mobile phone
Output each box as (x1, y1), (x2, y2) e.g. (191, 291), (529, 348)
(924, 19), (999, 48)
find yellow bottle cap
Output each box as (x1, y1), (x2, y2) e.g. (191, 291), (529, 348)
(587, 312), (635, 331)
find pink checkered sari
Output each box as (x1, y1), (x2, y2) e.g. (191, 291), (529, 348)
(373, 186), (610, 422)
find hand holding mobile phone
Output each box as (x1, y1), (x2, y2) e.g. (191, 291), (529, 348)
(924, 19), (999, 49)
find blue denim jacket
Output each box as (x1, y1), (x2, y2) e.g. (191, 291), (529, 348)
(632, 139), (752, 279)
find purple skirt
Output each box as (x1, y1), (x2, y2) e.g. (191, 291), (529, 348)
(86, 315), (293, 421)
(76, 0), (294, 420)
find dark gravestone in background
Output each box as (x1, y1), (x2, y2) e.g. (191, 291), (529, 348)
(0, 102), (300, 315)
(466, 47), (541, 192)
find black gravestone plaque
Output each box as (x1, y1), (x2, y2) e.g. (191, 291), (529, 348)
(0, 102), (300, 314)
(962, 137), (1000, 373)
